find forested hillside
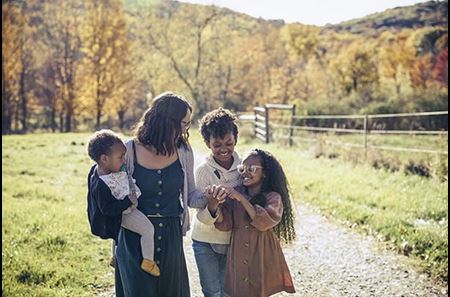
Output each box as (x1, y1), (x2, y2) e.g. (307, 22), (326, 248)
(2, 0), (448, 133)
(330, 0), (448, 34)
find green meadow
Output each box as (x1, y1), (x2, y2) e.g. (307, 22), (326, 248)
(2, 131), (448, 296)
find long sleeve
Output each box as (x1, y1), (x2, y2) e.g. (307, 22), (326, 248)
(194, 165), (216, 223)
(185, 147), (207, 209)
(197, 207), (218, 225)
(214, 199), (233, 231)
(250, 192), (283, 231)
(95, 182), (133, 216)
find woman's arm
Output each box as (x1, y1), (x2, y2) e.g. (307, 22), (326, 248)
(185, 148), (208, 209)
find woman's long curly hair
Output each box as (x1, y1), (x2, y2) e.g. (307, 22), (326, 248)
(247, 149), (296, 244)
(133, 92), (192, 155)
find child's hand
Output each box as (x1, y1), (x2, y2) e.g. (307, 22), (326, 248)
(204, 185), (214, 201)
(204, 185), (227, 215)
(224, 187), (243, 202)
(212, 185), (228, 202)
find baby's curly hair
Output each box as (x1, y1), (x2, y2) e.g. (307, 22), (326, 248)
(87, 129), (123, 162)
(199, 107), (239, 143)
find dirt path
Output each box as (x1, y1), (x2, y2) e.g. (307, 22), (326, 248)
(98, 152), (447, 297)
(273, 204), (447, 297)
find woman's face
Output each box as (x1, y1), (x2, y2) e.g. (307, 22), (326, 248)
(239, 155), (264, 187)
(206, 132), (236, 166)
(180, 109), (192, 134)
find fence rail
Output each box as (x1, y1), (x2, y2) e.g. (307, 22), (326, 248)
(238, 106), (448, 155)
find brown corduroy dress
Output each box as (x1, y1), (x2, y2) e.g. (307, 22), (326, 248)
(215, 188), (296, 297)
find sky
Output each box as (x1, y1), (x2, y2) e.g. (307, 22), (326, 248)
(176, 0), (429, 25)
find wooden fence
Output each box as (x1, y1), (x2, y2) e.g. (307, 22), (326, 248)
(238, 105), (448, 155)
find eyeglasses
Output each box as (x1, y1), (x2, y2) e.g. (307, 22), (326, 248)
(237, 164), (263, 174)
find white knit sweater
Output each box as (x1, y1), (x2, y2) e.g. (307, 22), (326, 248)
(191, 152), (242, 244)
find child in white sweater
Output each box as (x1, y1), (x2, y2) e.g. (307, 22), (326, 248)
(192, 108), (242, 297)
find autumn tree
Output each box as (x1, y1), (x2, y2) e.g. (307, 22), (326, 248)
(2, 1), (21, 134)
(134, 2), (225, 115)
(433, 47), (448, 88)
(39, 0), (84, 132)
(81, 0), (134, 129)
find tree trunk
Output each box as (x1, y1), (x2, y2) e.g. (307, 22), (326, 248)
(65, 110), (72, 132)
(96, 107), (102, 130)
(19, 70), (28, 133)
(2, 94), (12, 135)
(14, 105), (20, 132)
(50, 105), (56, 132)
(1, 62), (10, 134)
(2, 112), (12, 135)
(118, 110), (126, 130)
(59, 112), (64, 133)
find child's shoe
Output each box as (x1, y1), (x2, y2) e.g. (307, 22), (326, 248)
(109, 256), (116, 268)
(141, 259), (160, 277)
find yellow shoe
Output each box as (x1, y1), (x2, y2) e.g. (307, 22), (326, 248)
(141, 259), (160, 277)
(109, 256), (116, 268)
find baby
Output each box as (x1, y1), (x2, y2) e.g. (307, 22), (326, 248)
(87, 129), (160, 277)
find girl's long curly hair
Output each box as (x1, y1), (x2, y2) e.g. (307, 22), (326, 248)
(247, 149), (296, 244)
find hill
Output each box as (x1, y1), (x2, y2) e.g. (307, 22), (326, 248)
(329, 0), (448, 34)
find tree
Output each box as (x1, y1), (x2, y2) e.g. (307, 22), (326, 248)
(40, 0), (84, 132)
(135, 2), (223, 115)
(433, 48), (448, 88)
(81, 0), (133, 129)
(410, 53), (434, 90)
(2, 2), (21, 134)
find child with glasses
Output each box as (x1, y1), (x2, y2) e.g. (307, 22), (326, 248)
(205, 149), (296, 297)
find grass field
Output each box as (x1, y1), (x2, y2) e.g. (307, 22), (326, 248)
(2, 131), (448, 296)
(259, 124), (449, 178)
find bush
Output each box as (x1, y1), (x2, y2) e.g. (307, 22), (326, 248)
(404, 160), (432, 178)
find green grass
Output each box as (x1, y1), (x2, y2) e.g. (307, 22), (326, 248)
(235, 136), (448, 281)
(264, 124), (449, 179)
(2, 131), (448, 296)
(2, 133), (112, 296)
(272, 128), (449, 152)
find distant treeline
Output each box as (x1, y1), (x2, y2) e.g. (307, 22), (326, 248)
(2, 0), (448, 134)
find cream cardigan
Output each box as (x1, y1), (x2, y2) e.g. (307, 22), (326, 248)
(191, 152), (242, 244)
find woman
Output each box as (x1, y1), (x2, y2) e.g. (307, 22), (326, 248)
(115, 92), (203, 297)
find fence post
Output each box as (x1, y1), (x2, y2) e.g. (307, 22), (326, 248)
(264, 105), (270, 144)
(364, 114), (369, 158)
(253, 107), (258, 139)
(289, 104), (296, 146)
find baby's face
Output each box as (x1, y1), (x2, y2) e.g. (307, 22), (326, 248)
(106, 142), (126, 173)
(206, 132), (236, 166)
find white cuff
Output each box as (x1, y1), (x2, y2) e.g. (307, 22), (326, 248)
(196, 207), (218, 225)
